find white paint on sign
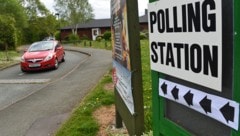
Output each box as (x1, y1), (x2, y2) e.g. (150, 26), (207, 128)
(159, 79), (239, 130)
(148, 0), (222, 91)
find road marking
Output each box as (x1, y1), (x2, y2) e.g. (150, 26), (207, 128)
(0, 79), (50, 84)
(18, 73), (25, 76)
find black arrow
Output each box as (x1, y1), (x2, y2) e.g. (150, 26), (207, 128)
(184, 90), (193, 106)
(220, 102), (235, 123)
(200, 96), (212, 114)
(171, 86), (179, 100)
(161, 82), (167, 95)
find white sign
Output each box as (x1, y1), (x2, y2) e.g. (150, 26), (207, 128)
(113, 60), (134, 114)
(159, 79), (239, 130)
(148, 0), (222, 91)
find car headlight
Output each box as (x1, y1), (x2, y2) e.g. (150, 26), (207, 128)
(44, 53), (53, 61)
(21, 56), (25, 62)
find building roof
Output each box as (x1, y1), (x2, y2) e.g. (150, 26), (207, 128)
(61, 10), (148, 30)
(139, 13), (148, 23)
(61, 19), (111, 30)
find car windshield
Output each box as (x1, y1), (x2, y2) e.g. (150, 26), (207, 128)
(42, 37), (55, 41)
(28, 42), (55, 52)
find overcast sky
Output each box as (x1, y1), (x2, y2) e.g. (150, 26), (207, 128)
(40, 0), (148, 19)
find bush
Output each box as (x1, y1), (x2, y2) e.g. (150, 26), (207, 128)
(0, 15), (17, 50)
(68, 33), (80, 42)
(55, 31), (61, 40)
(103, 31), (111, 41)
(80, 35), (90, 40)
(140, 32), (148, 40)
(96, 35), (103, 42)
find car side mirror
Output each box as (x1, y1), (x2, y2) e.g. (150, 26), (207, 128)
(56, 46), (62, 50)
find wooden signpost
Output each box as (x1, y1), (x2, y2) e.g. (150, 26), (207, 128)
(111, 0), (144, 135)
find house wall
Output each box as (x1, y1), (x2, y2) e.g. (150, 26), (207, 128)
(77, 28), (92, 39)
(139, 23), (148, 31)
(60, 27), (111, 41)
(60, 29), (72, 40)
(100, 27), (111, 35)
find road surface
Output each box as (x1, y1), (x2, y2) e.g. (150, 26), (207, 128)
(0, 47), (112, 136)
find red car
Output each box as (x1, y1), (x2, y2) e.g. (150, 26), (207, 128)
(20, 41), (65, 72)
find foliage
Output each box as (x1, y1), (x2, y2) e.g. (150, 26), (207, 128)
(96, 35), (103, 42)
(0, 0), (60, 44)
(23, 14), (59, 43)
(140, 29), (149, 40)
(72, 40), (112, 50)
(68, 34), (80, 42)
(0, 0), (28, 29)
(0, 15), (17, 50)
(0, 50), (19, 63)
(142, 130), (153, 136)
(20, 0), (49, 18)
(55, 72), (114, 136)
(54, 31), (61, 41)
(140, 32), (148, 40)
(103, 31), (112, 41)
(140, 40), (152, 131)
(54, 0), (94, 34)
(0, 0), (28, 45)
(80, 35), (90, 40)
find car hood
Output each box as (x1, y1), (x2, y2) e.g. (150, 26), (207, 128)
(23, 50), (53, 59)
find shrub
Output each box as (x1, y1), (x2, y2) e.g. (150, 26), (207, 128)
(80, 35), (90, 40)
(0, 15), (17, 50)
(54, 31), (61, 40)
(96, 35), (103, 42)
(68, 33), (80, 42)
(140, 32), (148, 40)
(103, 31), (111, 41)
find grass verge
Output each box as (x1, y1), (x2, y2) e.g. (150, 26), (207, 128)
(65, 40), (112, 50)
(55, 72), (115, 136)
(0, 51), (20, 69)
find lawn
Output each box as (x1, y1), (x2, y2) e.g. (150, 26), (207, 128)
(55, 39), (152, 135)
(63, 40), (112, 50)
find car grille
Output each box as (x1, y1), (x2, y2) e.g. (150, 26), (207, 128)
(26, 58), (44, 63)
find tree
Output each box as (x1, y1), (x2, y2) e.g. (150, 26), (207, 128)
(20, 0), (50, 18)
(23, 14), (59, 43)
(0, 15), (17, 60)
(54, 0), (94, 34)
(0, 0), (27, 29)
(19, 0), (61, 42)
(0, 0), (28, 45)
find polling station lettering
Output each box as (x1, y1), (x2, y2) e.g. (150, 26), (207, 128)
(151, 42), (218, 77)
(148, 0), (222, 91)
(149, 0), (216, 33)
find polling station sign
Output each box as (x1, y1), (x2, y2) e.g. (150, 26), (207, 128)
(148, 0), (222, 91)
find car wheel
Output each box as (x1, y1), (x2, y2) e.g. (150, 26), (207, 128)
(21, 68), (26, 72)
(62, 55), (65, 62)
(54, 59), (59, 69)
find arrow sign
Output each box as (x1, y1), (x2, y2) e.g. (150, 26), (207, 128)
(171, 86), (179, 100)
(161, 82), (168, 95)
(184, 91), (193, 106)
(159, 79), (239, 130)
(200, 96), (212, 114)
(220, 102), (235, 123)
